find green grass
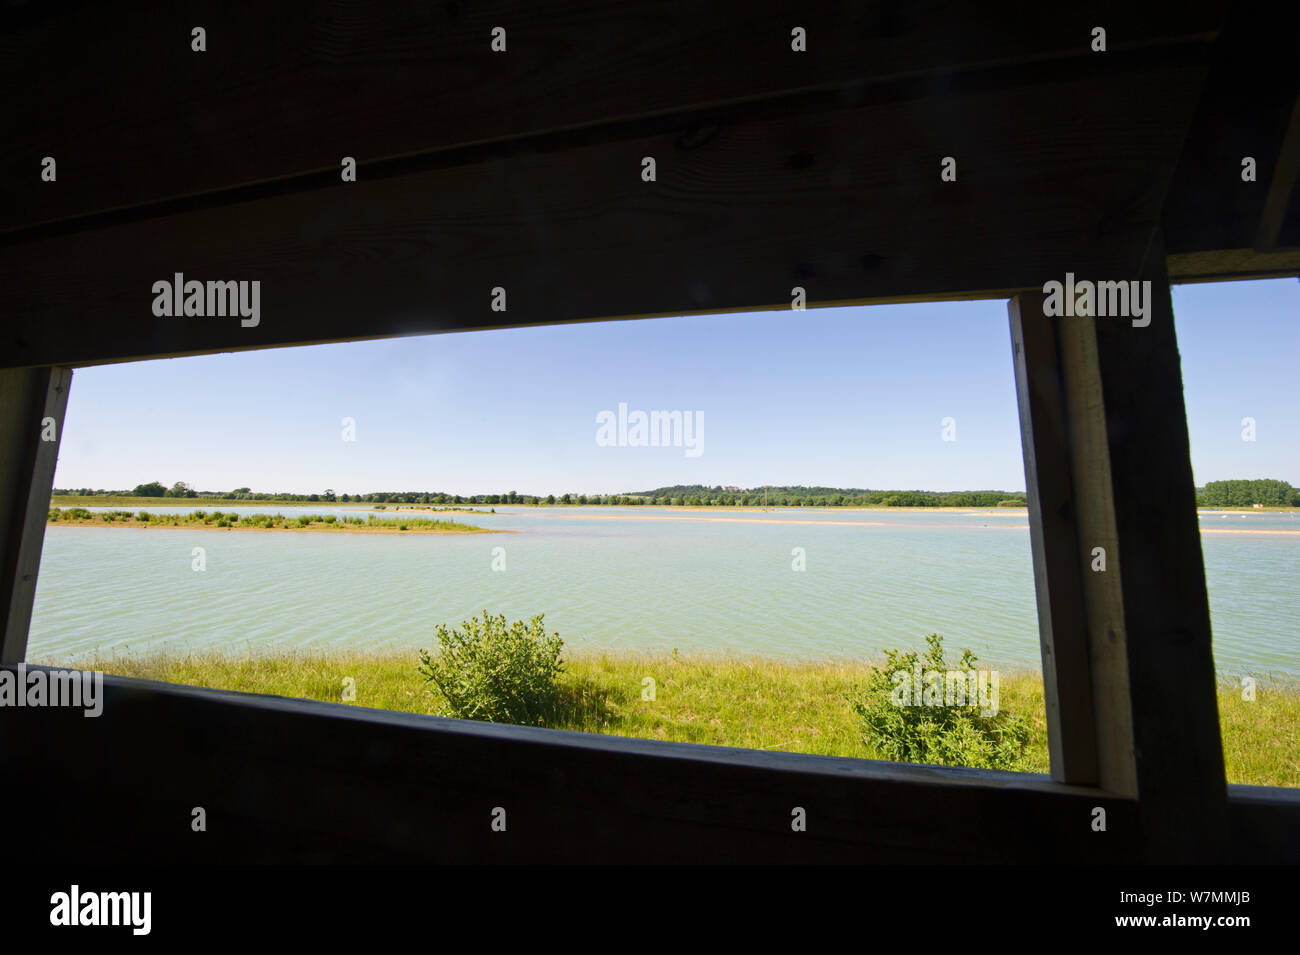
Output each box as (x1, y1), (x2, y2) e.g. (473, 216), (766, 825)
(58, 649), (1297, 785)
(47, 507), (494, 534)
(1218, 676), (1300, 785)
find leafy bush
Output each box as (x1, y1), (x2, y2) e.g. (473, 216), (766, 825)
(850, 633), (1031, 770)
(418, 612), (565, 725)
(136, 511), (151, 521)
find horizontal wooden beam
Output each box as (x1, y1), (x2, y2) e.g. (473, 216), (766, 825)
(2, 668), (1289, 862)
(1, 1), (1225, 234)
(1167, 247), (1300, 282)
(1, 50), (1211, 369)
(0, 668), (1142, 863)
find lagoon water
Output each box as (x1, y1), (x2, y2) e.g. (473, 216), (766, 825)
(26, 506), (1300, 678)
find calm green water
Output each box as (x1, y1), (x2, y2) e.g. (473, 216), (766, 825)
(26, 506), (1300, 678)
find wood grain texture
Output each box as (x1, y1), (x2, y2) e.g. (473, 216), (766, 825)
(1, 0), (1225, 233)
(1008, 293), (1099, 785)
(1, 54), (1210, 369)
(2, 668), (1289, 862)
(1055, 310), (1137, 797)
(0, 367), (70, 664)
(0, 668), (1145, 863)
(1092, 232), (1229, 861)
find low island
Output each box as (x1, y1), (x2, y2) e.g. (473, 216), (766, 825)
(47, 507), (500, 534)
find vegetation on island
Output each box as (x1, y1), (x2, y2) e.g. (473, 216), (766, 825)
(46, 507), (493, 534)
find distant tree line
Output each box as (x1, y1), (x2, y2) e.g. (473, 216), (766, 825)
(53, 479), (1299, 508)
(630, 485), (1028, 507)
(1197, 479), (1299, 507)
(53, 483), (1030, 507)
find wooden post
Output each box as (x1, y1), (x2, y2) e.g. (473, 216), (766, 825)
(1092, 233), (1228, 860)
(1009, 292), (1100, 785)
(0, 366), (72, 664)
(1014, 231), (1228, 860)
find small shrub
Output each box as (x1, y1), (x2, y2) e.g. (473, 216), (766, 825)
(323, 515), (336, 523)
(418, 612), (565, 725)
(849, 633), (1031, 770)
(48, 508), (60, 521)
(136, 511), (151, 522)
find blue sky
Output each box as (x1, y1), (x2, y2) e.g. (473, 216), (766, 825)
(53, 278), (1298, 496)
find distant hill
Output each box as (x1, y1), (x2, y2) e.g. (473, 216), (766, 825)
(630, 485), (1027, 507)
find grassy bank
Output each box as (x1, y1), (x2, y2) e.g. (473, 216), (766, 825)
(59, 649), (1299, 786)
(46, 507), (496, 534)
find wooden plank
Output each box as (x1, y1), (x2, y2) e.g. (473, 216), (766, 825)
(2, 669), (1291, 862)
(0, 1), (1225, 234)
(0, 367), (71, 664)
(1091, 231), (1229, 861)
(1054, 310), (1138, 797)
(1167, 247), (1300, 283)
(0, 668), (1145, 863)
(1008, 293), (1098, 784)
(0, 54), (1212, 370)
